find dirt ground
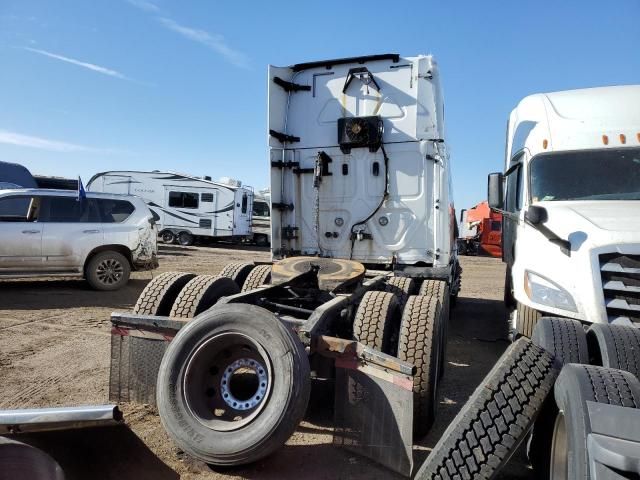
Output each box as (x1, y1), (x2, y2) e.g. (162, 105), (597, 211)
(0, 246), (533, 479)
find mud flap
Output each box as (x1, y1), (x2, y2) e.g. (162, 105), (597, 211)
(109, 313), (184, 405)
(333, 357), (414, 477)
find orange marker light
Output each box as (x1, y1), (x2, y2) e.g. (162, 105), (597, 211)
(637, 133), (640, 143)
(542, 139), (548, 149)
(602, 135), (609, 145)
(620, 134), (626, 144)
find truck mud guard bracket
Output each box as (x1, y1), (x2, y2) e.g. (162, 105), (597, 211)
(342, 67), (381, 94)
(269, 129), (300, 144)
(273, 76), (311, 93)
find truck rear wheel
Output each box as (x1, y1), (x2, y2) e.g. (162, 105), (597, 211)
(587, 324), (640, 378)
(170, 275), (240, 319)
(419, 279), (450, 379)
(528, 317), (589, 479)
(352, 290), (401, 353)
(219, 262), (255, 289)
(551, 364), (640, 480)
(415, 338), (559, 480)
(241, 265), (272, 292)
(133, 272), (196, 316)
(516, 301), (543, 338)
(156, 304), (310, 466)
(381, 277), (416, 308)
(398, 295), (441, 437)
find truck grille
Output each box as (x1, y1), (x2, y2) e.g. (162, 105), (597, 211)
(600, 253), (640, 324)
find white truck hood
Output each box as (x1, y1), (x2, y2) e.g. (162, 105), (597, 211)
(540, 201), (640, 246)
(513, 200), (640, 324)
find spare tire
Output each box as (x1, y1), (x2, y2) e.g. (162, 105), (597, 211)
(551, 364), (640, 480)
(0, 437), (64, 480)
(133, 272), (196, 316)
(170, 275), (239, 319)
(241, 265), (272, 292)
(156, 304), (310, 466)
(587, 323), (640, 378)
(219, 262), (255, 289)
(529, 317), (589, 478)
(415, 338), (559, 480)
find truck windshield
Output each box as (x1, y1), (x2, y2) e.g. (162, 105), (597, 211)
(529, 148), (640, 201)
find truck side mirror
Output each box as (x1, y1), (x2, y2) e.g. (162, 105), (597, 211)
(525, 205), (548, 225)
(459, 209), (467, 223)
(487, 173), (504, 209)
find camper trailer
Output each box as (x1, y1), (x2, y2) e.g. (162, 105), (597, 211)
(87, 171), (253, 246)
(251, 191), (271, 246)
(0, 161), (37, 189)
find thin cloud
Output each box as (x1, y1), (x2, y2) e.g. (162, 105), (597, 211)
(158, 17), (250, 69)
(0, 129), (107, 153)
(125, 0), (160, 13)
(23, 47), (129, 80)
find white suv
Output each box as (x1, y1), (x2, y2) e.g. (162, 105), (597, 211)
(0, 189), (159, 290)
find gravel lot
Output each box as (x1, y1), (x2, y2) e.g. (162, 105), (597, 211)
(0, 245), (533, 479)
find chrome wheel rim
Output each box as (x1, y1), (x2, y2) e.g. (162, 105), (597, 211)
(550, 411), (568, 480)
(183, 332), (273, 432)
(96, 259), (124, 285)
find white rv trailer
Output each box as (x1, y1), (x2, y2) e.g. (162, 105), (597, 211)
(251, 192), (271, 246)
(488, 85), (640, 336)
(87, 171), (253, 246)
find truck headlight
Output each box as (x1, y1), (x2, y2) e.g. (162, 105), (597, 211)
(524, 271), (577, 312)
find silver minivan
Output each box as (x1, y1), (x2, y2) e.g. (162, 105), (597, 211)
(0, 189), (159, 290)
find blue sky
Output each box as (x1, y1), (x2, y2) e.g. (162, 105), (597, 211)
(1, 0), (639, 209)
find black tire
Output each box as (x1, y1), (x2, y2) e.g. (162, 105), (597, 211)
(178, 231), (194, 246)
(85, 250), (131, 291)
(419, 279), (450, 380)
(531, 317), (589, 365)
(219, 262), (255, 289)
(241, 265), (272, 292)
(528, 317), (589, 479)
(0, 437), (65, 480)
(156, 304), (310, 466)
(587, 323), (640, 378)
(161, 230), (175, 244)
(516, 301), (543, 338)
(170, 275), (240, 319)
(551, 364), (640, 480)
(133, 271), (196, 316)
(398, 295), (441, 437)
(352, 290), (401, 354)
(415, 338), (560, 480)
(382, 276), (416, 308)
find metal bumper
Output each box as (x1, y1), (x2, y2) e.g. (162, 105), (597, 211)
(0, 405), (123, 435)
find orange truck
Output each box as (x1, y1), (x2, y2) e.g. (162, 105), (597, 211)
(457, 201), (502, 258)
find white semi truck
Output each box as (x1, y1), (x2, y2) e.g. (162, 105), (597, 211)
(108, 53), (460, 476)
(488, 85), (640, 337)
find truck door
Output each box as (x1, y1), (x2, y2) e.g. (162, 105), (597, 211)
(503, 152), (524, 266)
(232, 189), (252, 237)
